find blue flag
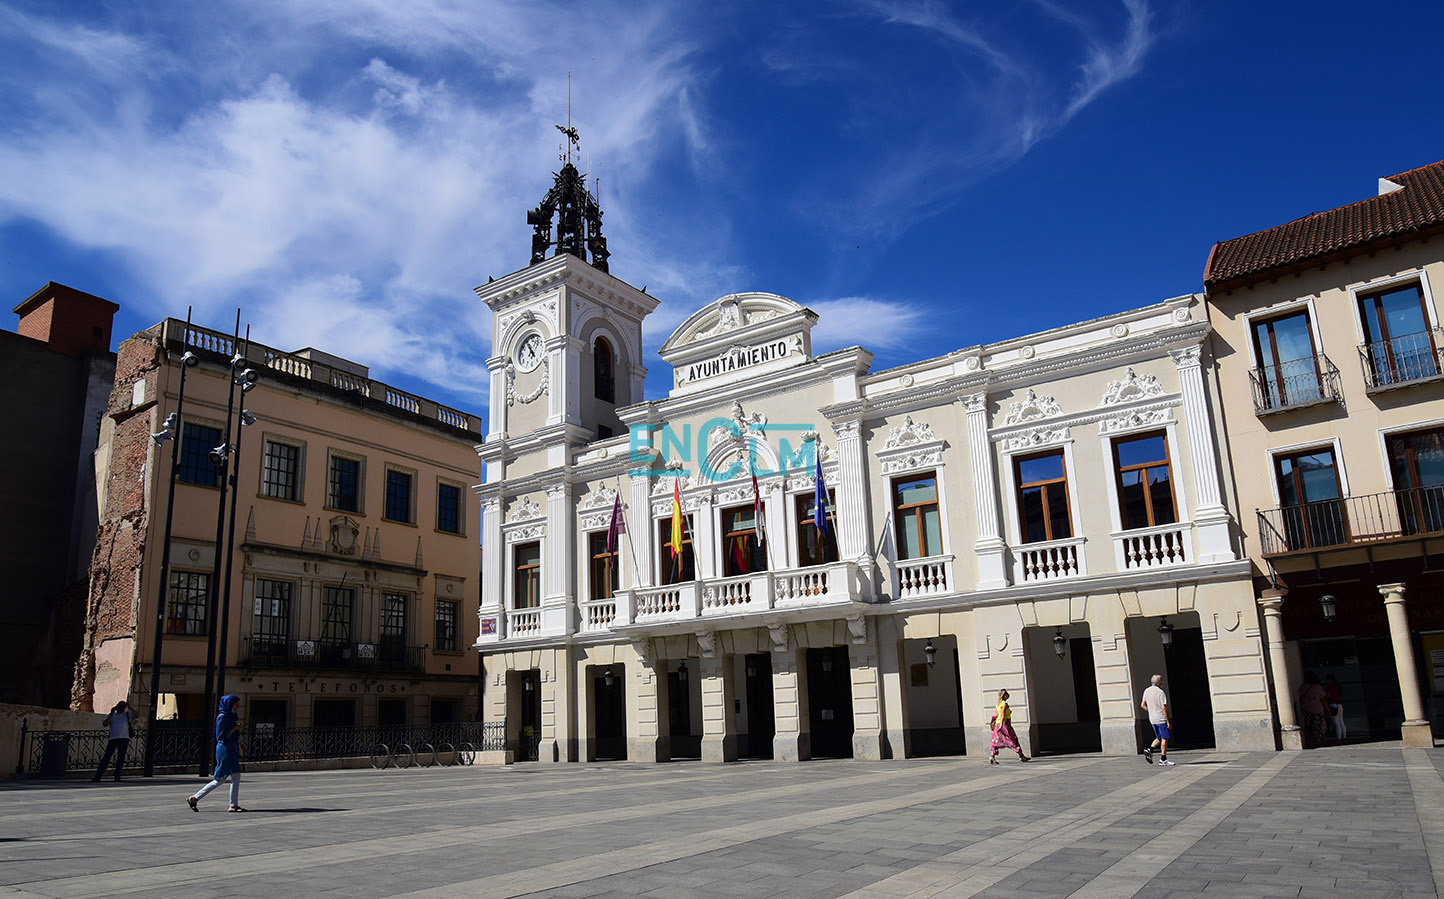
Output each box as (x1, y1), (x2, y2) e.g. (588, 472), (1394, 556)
(814, 448), (830, 535)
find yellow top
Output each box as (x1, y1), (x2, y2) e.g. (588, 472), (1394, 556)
(995, 699), (1011, 722)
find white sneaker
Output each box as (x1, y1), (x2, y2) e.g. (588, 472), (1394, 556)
(1160, 758), (1176, 766)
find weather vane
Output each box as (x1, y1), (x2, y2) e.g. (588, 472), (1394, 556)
(556, 71), (579, 163)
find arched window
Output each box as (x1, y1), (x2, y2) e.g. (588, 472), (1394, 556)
(594, 336), (615, 402)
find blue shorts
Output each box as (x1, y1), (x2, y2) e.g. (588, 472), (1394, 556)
(1152, 723), (1171, 741)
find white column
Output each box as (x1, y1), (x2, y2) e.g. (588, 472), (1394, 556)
(629, 475), (654, 588)
(762, 479), (786, 573)
(831, 420), (871, 562)
(546, 336), (583, 427)
(960, 392), (1007, 588)
(543, 483), (574, 635)
(1170, 343), (1234, 562)
(1258, 591), (1301, 749)
(1380, 583), (1434, 747)
(694, 495), (717, 580)
(478, 496), (504, 642)
(487, 358), (507, 439)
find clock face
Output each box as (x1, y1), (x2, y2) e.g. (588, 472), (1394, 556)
(515, 334), (544, 372)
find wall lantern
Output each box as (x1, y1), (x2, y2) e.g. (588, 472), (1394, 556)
(745, 658), (758, 677)
(677, 661), (689, 682)
(821, 655), (833, 673)
(1052, 627), (1067, 659)
(603, 667), (615, 688)
(523, 676), (534, 692)
(1157, 618), (1174, 647)
(924, 639), (937, 668)
(1319, 594), (1337, 623)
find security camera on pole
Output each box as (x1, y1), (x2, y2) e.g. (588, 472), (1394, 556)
(141, 310), (200, 778)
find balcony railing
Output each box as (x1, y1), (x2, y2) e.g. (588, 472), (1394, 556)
(1014, 537), (1086, 583)
(579, 597), (618, 634)
(507, 608), (544, 637)
(240, 638), (426, 672)
(610, 561), (863, 629)
(1113, 522), (1192, 570)
(1249, 354), (1342, 415)
(1257, 485), (1444, 555)
(1360, 329), (1444, 392)
(894, 554), (953, 599)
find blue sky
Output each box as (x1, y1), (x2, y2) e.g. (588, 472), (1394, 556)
(3, 0), (1443, 416)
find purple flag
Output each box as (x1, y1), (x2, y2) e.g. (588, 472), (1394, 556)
(606, 491), (626, 554)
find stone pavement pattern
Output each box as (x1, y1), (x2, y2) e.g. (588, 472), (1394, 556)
(1, 745), (1441, 898)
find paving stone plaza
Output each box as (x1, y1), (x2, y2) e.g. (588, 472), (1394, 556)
(3, 744), (1443, 898)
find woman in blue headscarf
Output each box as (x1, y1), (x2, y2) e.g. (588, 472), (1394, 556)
(187, 694), (246, 812)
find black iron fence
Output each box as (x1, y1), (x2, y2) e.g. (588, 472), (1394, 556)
(1249, 354), (1342, 414)
(1257, 485), (1444, 555)
(22, 721), (506, 775)
(1359, 330), (1444, 391)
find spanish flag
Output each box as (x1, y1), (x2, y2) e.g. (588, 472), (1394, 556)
(669, 480), (683, 558)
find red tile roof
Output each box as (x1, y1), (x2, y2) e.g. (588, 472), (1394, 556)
(1203, 159), (1444, 291)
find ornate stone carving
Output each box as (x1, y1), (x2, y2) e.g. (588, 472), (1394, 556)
(899, 373), (915, 388)
(963, 355), (982, 371)
(847, 615), (867, 644)
(1173, 306), (1192, 323)
(1003, 389), (1062, 425)
(505, 357), (549, 406)
(503, 523), (545, 543)
(328, 515), (360, 556)
(960, 393), (987, 414)
(1000, 427), (1070, 452)
(768, 623), (790, 654)
(1169, 344), (1202, 367)
(879, 447), (945, 475)
(1019, 345), (1036, 360)
(884, 414), (936, 449)
(696, 630), (716, 658)
(580, 484), (619, 510)
(506, 497), (543, 523)
(652, 473), (693, 496)
(831, 419), (861, 439)
(545, 483), (569, 500)
(694, 300), (744, 340)
(1099, 367), (1166, 406)
(1099, 407), (1175, 435)
(1110, 323), (1130, 338)
(632, 638), (654, 667)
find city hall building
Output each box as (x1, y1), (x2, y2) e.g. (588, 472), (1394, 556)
(474, 155), (1278, 762)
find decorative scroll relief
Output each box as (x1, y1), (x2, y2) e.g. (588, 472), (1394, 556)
(505, 358), (549, 406)
(579, 510), (611, 530)
(876, 438), (946, 475)
(784, 467), (841, 492)
(580, 484), (619, 510)
(1098, 406), (1175, 436)
(506, 497), (543, 523)
(999, 427), (1071, 453)
(768, 623), (790, 653)
(884, 414), (936, 449)
(503, 523), (545, 543)
(1003, 389), (1062, 425)
(651, 493), (707, 517)
(1099, 367), (1165, 406)
(651, 473), (694, 496)
(691, 300), (783, 342)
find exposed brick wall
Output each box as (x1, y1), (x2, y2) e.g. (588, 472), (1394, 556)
(71, 332), (163, 709)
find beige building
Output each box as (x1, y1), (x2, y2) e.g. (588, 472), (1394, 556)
(475, 159), (1278, 763)
(1204, 159), (1444, 749)
(75, 318), (483, 732)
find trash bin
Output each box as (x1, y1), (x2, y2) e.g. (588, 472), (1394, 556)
(39, 733), (70, 778)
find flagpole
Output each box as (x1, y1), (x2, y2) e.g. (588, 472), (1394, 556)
(617, 478), (643, 588)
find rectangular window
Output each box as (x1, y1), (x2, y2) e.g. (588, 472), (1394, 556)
(1359, 282), (1437, 386)
(1113, 432), (1177, 529)
(329, 456), (361, 512)
(251, 579), (291, 659)
(588, 531), (619, 600)
(321, 586), (353, 647)
(434, 600), (458, 652)
(261, 441), (300, 501)
(658, 516), (696, 585)
(722, 505), (767, 576)
(1274, 448), (1347, 549)
(436, 482), (462, 534)
(379, 593), (407, 664)
(384, 469), (414, 523)
(166, 571), (210, 636)
(1251, 310), (1323, 409)
(1388, 428), (1444, 535)
(178, 423), (222, 487)
(514, 541), (542, 609)
(1016, 451), (1072, 543)
(893, 474), (942, 559)
(796, 493), (840, 567)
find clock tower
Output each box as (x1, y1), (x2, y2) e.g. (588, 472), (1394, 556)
(475, 130), (657, 467)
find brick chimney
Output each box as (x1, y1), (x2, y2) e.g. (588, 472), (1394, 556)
(13, 282), (119, 358)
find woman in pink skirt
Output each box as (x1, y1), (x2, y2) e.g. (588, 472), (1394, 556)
(989, 688), (1029, 763)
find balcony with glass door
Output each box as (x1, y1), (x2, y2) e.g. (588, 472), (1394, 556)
(1360, 328), (1444, 391)
(1249, 354), (1342, 414)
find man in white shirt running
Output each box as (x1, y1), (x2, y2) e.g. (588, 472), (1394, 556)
(1140, 674), (1175, 766)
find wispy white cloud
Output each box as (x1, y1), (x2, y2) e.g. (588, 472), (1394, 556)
(809, 296), (926, 351)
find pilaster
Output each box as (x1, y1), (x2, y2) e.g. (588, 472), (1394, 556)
(960, 392), (1007, 588)
(832, 420), (871, 562)
(699, 645), (737, 762)
(628, 639), (669, 762)
(630, 475), (654, 588)
(543, 483), (574, 636)
(769, 625), (810, 761)
(693, 494), (717, 580)
(877, 616), (910, 758)
(847, 616), (884, 760)
(1170, 343), (1233, 562)
(478, 496), (504, 644)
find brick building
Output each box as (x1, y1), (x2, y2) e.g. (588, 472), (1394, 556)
(74, 318), (484, 733)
